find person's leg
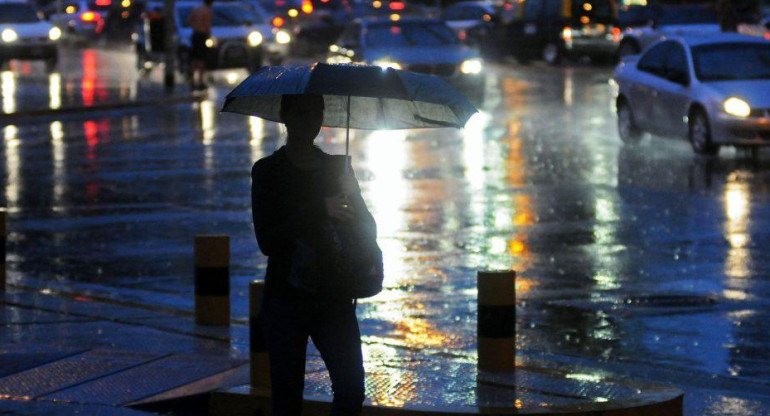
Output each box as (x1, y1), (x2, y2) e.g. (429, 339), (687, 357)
(260, 297), (310, 416)
(310, 300), (365, 416)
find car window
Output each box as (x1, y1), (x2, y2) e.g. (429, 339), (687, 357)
(543, 0), (560, 19)
(365, 21), (458, 47)
(692, 42), (770, 81)
(663, 42), (689, 84)
(522, 0), (543, 20)
(178, 4), (262, 27)
(441, 5), (465, 20)
(655, 6), (718, 25)
(637, 41), (671, 77)
(337, 22), (360, 48)
(0, 4), (41, 23)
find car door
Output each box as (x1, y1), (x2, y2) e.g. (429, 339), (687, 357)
(653, 42), (691, 137)
(629, 41), (670, 131)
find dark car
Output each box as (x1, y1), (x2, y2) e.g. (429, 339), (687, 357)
(441, 1), (498, 56)
(500, 0), (620, 65)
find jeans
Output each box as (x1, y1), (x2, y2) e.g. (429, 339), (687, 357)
(259, 296), (365, 416)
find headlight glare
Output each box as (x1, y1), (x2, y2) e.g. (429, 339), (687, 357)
(49, 27), (62, 41)
(374, 59), (401, 70)
(2, 29), (18, 43)
(460, 58), (482, 74)
(275, 30), (291, 44)
(248, 31), (263, 47)
(724, 97), (751, 118)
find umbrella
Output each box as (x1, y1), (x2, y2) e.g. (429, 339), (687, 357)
(221, 62), (478, 159)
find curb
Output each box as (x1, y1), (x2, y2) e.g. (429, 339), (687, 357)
(0, 91), (208, 124)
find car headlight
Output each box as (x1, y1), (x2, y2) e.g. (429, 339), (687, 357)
(248, 31), (263, 47)
(275, 30), (291, 45)
(374, 59), (401, 70)
(205, 37), (217, 48)
(49, 27), (62, 41)
(460, 58), (482, 74)
(1, 29), (18, 43)
(724, 97), (751, 118)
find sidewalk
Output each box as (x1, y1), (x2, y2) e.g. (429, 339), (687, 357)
(1, 275), (683, 416)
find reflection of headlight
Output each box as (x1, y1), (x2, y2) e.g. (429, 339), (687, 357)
(724, 97), (751, 118)
(374, 59), (401, 70)
(460, 58), (483, 74)
(205, 37), (216, 48)
(275, 30), (291, 44)
(1, 29), (18, 43)
(49, 27), (62, 41)
(248, 31), (263, 47)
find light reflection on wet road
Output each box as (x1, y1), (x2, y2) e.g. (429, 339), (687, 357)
(2, 49), (770, 415)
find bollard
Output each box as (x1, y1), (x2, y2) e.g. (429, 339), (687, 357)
(477, 270), (516, 372)
(194, 235), (230, 326)
(249, 280), (271, 391)
(0, 208), (5, 292)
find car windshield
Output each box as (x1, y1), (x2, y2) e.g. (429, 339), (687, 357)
(0, 4), (40, 23)
(656, 6), (719, 25)
(365, 21), (458, 47)
(692, 43), (770, 81)
(179, 4), (262, 27)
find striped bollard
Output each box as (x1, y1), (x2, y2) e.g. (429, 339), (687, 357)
(0, 209), (5, 292)
(249, 280), (271, 391)
(477, 270), (516, 372)
(194, 235), (230, 326)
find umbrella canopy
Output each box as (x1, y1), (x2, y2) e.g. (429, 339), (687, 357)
(221, 63), (478, 130)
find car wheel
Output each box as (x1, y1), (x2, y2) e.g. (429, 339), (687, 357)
(542, 42), (562, 66)
(617, 40), (640, 59)
(688, 109), (720, 156)
(617, 100), (643, 143)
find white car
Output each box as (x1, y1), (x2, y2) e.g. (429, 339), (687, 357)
(0, 0), (61, 71)
(613, 33), (770, 155)
(136, 1), (291, 74)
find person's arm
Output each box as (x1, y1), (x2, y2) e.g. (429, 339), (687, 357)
(251, 162), (327, 256)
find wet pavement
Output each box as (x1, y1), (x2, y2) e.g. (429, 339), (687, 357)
(1, 46), (770, 415)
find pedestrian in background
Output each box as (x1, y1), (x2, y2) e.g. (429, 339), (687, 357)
(187, 0), (213, 89)
(250, 94), (370, 416)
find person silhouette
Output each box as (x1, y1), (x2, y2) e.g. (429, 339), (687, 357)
(250, 94), (371, 416)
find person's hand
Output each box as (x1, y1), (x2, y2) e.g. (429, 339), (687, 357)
(325, 193), (355, 222)
(338, 173), (360, 195)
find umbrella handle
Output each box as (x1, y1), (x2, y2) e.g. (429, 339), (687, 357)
(345, 95), (350, 174)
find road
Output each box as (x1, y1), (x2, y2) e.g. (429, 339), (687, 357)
(2, 45), (770, 416)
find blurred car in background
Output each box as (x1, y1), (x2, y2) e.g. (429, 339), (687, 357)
(617, 4), (721, 58)
(616, 4), (653, 29)
(135, 1), (290, 77)
(0, 0), (60, 71)
(500, 0), (620, 65)
(440, 0), (498, 56)
(327, 17), (485, 100)
(288, 0), (352, 56)
(42, 0), (112, 41)
(613, 34), (770, 156)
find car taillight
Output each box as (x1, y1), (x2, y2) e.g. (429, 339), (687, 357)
(81, 11), (99, 21)
(561, 26), (572, 42)
(765, 31), (770, 41)
(612, 26), (621, 42)
(301, 0), (313, 14)
(272, 16), (285, 27)
(95, 0), (110, 6)
(389, 1), (404, 10)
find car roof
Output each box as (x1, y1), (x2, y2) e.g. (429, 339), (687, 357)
(674, 32), (769, 47)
